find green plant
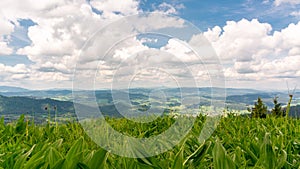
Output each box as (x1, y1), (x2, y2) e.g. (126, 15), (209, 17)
(286, 94), (293, 118)
(0, 114), (299, 168)
(272, 97), (283, 117)
(249, 97), (267, 118)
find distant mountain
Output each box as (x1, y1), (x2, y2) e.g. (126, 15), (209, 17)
(0, 95), (74, 115)
(225, 88), (263, 96)
(226, 93), (276, 107)
(285, 105), (300, 118)
(0, 86), (30, 93)
(0, 87), (299, 120)
(0, 90), (73, 101)
(0, 86), (298, 110)
(0, 87), (273, 100)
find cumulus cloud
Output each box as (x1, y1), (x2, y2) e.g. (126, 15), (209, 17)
(0, 17), (14, 55)
(0, 42), (13, 55)
(82, 32), (213, 89)
(0, 0), (68, 22)
(0, 63), (29, 74)
(203, 18), (300, 87)
(1, 1), (102, 73)
(88, 37), (203, 88)
(0, 17), (14, 35)
(160, 39), (198, 63)
(112, 37), (149, 61)
(0, 0), (136, 88)
(1, 0), (299, 90)
(0, 63), (30, 86)
(0, 0), (186, 88)
(204, 19), (273, 62)
(153, 2), (185, 15)
(90, 0), (140, 18)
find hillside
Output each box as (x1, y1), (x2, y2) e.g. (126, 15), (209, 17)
(288, 105), (300, 118)
(0, 95), (74, 115)
(0, 87), (299, 121)
(0, 86), (29, 92)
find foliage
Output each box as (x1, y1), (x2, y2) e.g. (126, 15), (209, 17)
(249, 97), (268, 118)
(286, 95), (293, 118)
(0, 95), (74, 116)
(272, 97), (284, 117)
(0, 114), (299, 168)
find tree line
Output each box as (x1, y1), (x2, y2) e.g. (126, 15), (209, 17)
(248, 95), (293, 118)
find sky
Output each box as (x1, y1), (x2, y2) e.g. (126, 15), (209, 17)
(0, 0), (300, 90)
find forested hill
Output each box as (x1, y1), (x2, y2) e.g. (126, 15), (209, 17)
(0, 95), (74, 115)
(288, 105), (300, 118)
(0, 94), (299, 118)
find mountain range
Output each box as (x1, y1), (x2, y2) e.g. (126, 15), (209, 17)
(0, 86), (299, 121)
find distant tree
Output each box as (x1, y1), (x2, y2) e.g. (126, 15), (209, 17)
(250, 97), (267, 118)
(271, 97), (284, 117)
(286, 94), (293, 118)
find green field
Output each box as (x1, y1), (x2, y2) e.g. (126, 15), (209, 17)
(0, 114), (299, 169)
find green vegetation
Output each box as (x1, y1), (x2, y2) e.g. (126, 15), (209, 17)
(0, 114), (299, 168)
(272, 97), (284, 117)
(286, 95), (294, 118)
(0, 95), (75, 123)
(248, 97), (268, 118)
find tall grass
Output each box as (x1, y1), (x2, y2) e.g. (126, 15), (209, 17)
(0, 114), (299, 168)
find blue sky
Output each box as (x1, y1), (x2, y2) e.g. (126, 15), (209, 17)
(139, 0), (300, 31)
(0, 0), (300, 89)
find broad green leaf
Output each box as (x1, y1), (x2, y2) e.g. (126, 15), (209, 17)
(13, 145), (35, 169)
(65, 137), (84, 161)
(77, 162), (90, 169)
(276, 149), (287, 168)
(172, 144), (185, 169)
(260, 133), (276, 169)
(184, 141), (211, 166)
(62, 137), (85, 169)
(213, 139), (236, 169)
(23, 148), (46, 169)
(87, 149), (108, 169)
(47, 147), (63, 168)
(51, 159), (66, 169)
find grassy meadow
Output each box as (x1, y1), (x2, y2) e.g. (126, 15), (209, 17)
(0, 114), (299, 169)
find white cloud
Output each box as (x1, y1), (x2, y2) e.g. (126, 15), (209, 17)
(203, 26), (222, 42)
(160, 38), (198, 63)
(0, 42), (13, 55)
(279, 22), (300, 50)
(0, 0), (124, 88)
(0, 62), (72, 89)
(0, 17), (14, 36)
(89, 35), (212, 88)
(274, 0), (300, 6)
(0, 63), (30, 85)
(0, 17), (14, 55)
(204, 19), (273, 62)
(90, 0), (140, 18)
(0, 0), (68, 23)
(14, 2), (111, 76)
(156, 3), (179, 15)
(152, 2), (185, 15)
(112, 37), (149, 60)
(1, 0), (299, 90)
(0, 63), (29, 74)
(203, 18), (300, 88)
(0, 0), (185, 88)
(290, 10), (300, 16)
